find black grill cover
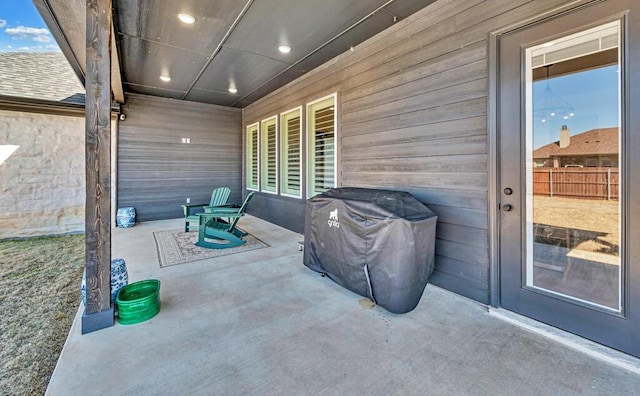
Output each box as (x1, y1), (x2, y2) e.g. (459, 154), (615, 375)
(303, 187), (437, 314)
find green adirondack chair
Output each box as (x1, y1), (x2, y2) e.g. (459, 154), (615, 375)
(181, 187), (231, 232)
(195, 192), (255, 249)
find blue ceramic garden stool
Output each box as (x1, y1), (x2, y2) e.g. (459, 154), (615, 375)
(116, 207), (136, 228)
(81, 258), (129, 307)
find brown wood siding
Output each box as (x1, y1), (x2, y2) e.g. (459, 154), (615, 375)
(118, 94), (242, 221)
(243, 0), (575, 303)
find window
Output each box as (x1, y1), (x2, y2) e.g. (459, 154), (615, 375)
(246, 123), (259, 190)
(260, 116), (278, 193)
(601, 157), (614, 168)
(280, 107), (302, 198)
(307, 93), (337, 197)
(525, 20), (621, 310)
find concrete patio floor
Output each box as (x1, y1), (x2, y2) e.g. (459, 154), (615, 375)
(46, 216), (640, 395)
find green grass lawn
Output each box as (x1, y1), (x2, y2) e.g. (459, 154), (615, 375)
(0, 234), (85, 396)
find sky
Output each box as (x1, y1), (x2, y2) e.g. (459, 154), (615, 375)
(0, 1), (59, 52)
(532, 65), (619, 149)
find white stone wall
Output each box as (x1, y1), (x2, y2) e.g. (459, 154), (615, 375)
(0, 109), (85, 239)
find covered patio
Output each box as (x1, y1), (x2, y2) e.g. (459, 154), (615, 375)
(46, 216), (640, 394)
(26, 0), (640, 388)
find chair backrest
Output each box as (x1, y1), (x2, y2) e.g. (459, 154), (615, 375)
(209, 187), (231, 207)
(228, 192), (255, 230)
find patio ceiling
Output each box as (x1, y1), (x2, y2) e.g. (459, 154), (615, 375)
(35, 0), (437, 108)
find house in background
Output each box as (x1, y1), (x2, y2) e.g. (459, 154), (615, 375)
(533, 126), (619, 168)
(0, 52), (89, 239)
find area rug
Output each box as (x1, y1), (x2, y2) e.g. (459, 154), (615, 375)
(153, 229), (269, 268)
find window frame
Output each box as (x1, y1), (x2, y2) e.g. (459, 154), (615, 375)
(306, 92), (338, 198)
(260, 115), (278, 194)
(279, 106), (303, 198)
(245, 122), (260, 191)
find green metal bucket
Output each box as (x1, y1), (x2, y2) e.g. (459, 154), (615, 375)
(116, 279), (161, 325)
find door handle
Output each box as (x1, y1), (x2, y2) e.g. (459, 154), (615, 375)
(504, 188), (513, 195)
(502, 204), (513, 212)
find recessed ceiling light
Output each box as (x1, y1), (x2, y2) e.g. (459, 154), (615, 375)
(160, 75), (171, 82)
(178, 13), (196, 24)
(278, 45), (291, 54)
(228, 87), (238, 94)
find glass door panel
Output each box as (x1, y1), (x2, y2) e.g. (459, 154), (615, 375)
(524, 22), (621, 311)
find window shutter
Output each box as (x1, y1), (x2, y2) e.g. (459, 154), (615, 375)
(246, 124), (259, 190)
(281, 109), (301, 197)
(260, 117), (278, 193)
(307, 94), (336, 197)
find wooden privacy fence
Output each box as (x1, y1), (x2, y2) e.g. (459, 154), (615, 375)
(533, 168), (619, 200)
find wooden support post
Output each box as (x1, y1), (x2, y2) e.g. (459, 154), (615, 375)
(82, 0), (114, 334)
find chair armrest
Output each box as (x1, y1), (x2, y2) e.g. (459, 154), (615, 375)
(197, 212), (243, 225)
(198, 212), (243, 219)
(203, 207), (242, 215)
(181, 203), (208, 209)
(181, 203), (208, 217)
(205, 203), (241, 210)
(203, 204), (236, 213)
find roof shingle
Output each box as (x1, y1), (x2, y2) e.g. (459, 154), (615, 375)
(533, 127), (618, 158)
(0, 52), (85, 104)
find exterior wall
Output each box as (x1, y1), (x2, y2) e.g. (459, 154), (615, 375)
(117, 94), (243, 222)
(243, 0), (574, 303)
(0, 109), (85, 239)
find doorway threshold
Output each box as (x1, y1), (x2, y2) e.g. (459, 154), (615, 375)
(489, 308), (640, 375)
